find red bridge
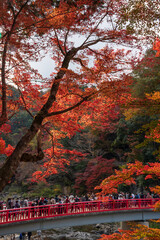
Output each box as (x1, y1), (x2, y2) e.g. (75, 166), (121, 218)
(0, 198), (160, 236)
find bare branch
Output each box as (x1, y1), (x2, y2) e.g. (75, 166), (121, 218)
(80, 35), (116, 50)
(17, 87), (34, 118)
(7, 0), (16, 18)
(87, 47), (104, 56)
(79, 6), (110, 50)
(73, 57), (87, 68)
(54, 29), (65, 56)
(73, 57), (94, 74)
(64, 29), (70, 53)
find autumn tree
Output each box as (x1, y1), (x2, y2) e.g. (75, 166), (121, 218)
(74, 53), (160, 194)
(95, 1), (160, 238)
(96, 48), (160, 240)
(0, 0), (158, 191)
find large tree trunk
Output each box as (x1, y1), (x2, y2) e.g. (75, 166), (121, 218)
(0, 48), (77, 192)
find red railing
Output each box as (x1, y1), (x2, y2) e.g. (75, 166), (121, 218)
(0, 198), (159, 225)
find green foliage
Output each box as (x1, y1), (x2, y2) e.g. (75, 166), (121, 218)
(150, 221), (160, 229)
(2, 180), (63, 199)
(1, 110), (33, 147)
(131, 50), (160, 99)
(118, 183), (130, 193)
(28, 182), (62, 198)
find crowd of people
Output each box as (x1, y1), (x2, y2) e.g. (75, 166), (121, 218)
(0, 191), (159, 210)
(4, 193), (95, 209)
(0, 194), (91, 210)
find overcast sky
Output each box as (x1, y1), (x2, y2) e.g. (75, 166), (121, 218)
(30, 54), (55, 78)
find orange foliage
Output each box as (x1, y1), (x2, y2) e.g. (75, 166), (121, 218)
(99, 224), (160, 240)
(0, 138), (5, 154)
(96, 161), (143, 195)
(153, 38), (160, 57)
(96, 160), (160, 197)
(4, 145), (15, 157)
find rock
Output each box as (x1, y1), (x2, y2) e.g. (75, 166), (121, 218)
(97, 230), (104, 234)
(58, 236), (67, 240)
(67, 231), (92, 239)
(96, 224), (101, 228)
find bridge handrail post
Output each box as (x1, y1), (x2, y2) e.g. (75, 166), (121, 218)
(6, 209), (9, 223)
(98, 201), (100, 211)
(28, 207), (30, 220)
(138, 199), (141, 208)
(66, 203), (68, 214)
(126, 199), (128, 209)
(83, 202), (85, 213)
(48, 206), (50, 217)
(112, 200), (115, 210)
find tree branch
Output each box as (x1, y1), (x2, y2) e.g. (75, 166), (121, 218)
(54, 29), (65, 56)
(64, 29), (70, 53)
(17, 87), (34, 118)
(46, 94), (93, 117)
(20, 129), (44, 163)
(80, 35), (116, 50)
(79, 7), (110, 49)
(73, 57), (87, 68)
(20, 151), (44, 162)
(7, 0), (16, 18)
(73, 57), (94, 74)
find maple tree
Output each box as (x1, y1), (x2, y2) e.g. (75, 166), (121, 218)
(0, 0), (158, 192)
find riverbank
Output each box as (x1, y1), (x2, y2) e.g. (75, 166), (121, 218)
(0, 223), (119, 240)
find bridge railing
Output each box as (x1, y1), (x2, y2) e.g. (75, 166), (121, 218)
(0, 198), (159, 225)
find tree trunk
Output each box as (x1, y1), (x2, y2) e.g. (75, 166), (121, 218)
(0, 48), (77, 192)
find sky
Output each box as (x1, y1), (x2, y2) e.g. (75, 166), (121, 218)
(30, 54), (55, 78)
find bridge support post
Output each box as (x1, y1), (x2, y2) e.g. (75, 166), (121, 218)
(120, 221), (149, 230)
